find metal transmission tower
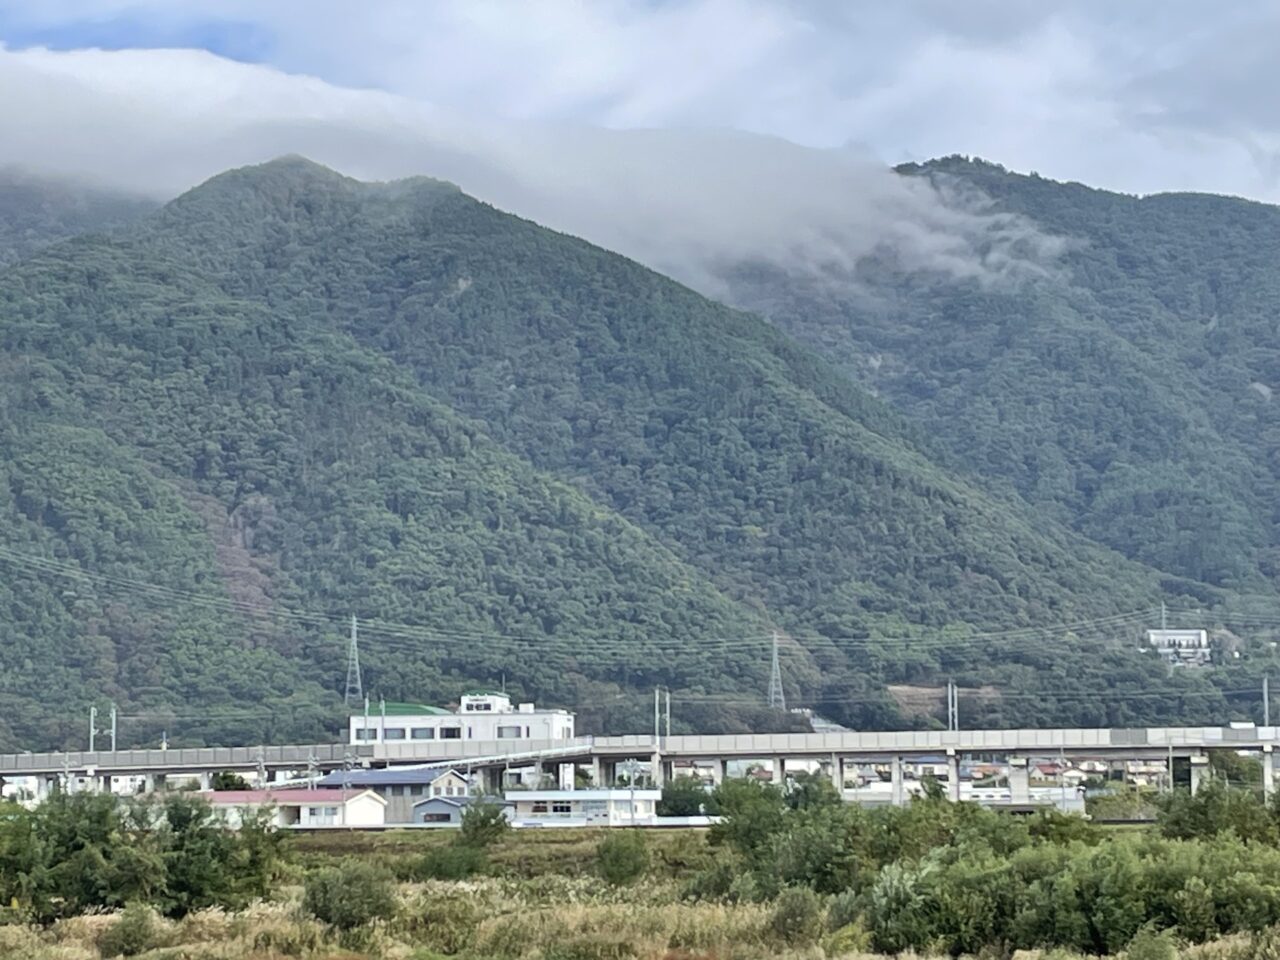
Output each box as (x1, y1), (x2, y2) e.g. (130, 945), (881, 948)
(767, 631), (787, 710)
(344, 614), (363, 706)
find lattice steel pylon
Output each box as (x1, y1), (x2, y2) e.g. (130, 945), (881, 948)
(344, 614), (363, 706)
(767, 630), (786, 710)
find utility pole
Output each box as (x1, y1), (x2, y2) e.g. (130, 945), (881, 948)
(380, 696), (387, 744)
(1161, 601), (1168, 630)
(653, 688), (661, 750)
(109, 704), (117, 752)
(767, 630), (786, 710)
(664, 688), (671, 740)
(344, 614), (363, 706)
(625, 759), (638, 826)
(363, 695), (370, 742)
(89, 706), (97, 752)
(1266, 676), (1271, 728)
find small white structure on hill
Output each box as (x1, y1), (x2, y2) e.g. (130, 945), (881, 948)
(202, 788), (387, 828)
(1147, 629), (1211, 667)
(349, 691), (575, 745)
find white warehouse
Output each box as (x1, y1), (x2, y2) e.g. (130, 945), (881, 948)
(348, 691), (575, 745)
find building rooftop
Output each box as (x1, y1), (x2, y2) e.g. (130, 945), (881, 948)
(316, 766), (460, 788)
(462, 690), (510, 698)
(202, 789), (384, 805)
(372, 702), (453, 716)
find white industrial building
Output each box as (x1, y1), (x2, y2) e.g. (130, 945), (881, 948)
(505, 788), (661, 827)
(1147, 628), (1211, 667)
(348, 691), (574, 745)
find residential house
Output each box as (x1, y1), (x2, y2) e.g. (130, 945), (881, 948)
(413, 795), (514, 826)
(316, 766), (471, 823)
(202, 788), (386, 828)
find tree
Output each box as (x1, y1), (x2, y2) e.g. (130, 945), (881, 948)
(596, 831), (649, 886)
(458, 799), (510, 849)
(657, 777), (708, 816)
(303, 860), (397, 931)
(209, 770), (250, 791)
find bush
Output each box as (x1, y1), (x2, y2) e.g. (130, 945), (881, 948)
(302, 860), (397, 930)
(1128, 925), (1178, 960)
(657, 777), (708, 816)
(770, 886), (824, 945)
(459, 799), (511, 848)
(827, 888), (861, 932)
(99, 903), (161, 958)
(596, 831), (649, 886)
(416, 844), (488, 880)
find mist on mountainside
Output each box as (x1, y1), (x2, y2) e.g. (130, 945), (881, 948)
(0, 45), (1064, 299)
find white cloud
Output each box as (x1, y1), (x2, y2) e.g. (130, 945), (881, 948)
(0, 42), (1063, 294)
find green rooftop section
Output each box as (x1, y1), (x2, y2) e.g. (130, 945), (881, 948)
(355, 701), (452, 717)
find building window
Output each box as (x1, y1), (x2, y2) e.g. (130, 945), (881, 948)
(390, 785), (403, 797)
(497, 725), (522, 739)
(410, 785), (424, 796)
(323, 806), (338, 817)
(445, 786), (456, 796)
(411, 728), (435, 740)
(384, 728), (406, 740)
(422, 813), (450, 823)
(531, 802), (548, 813)
(551, 802), (572, 814)
(354, 728), (377, 741)
(440, 727), (461, 740)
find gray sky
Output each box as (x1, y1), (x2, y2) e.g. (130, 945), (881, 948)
(0, 1), (1274, 288)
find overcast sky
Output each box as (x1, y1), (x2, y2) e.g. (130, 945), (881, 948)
(0, 1), (1275, 290)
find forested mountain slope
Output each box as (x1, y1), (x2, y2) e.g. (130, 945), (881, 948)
(725, 157), (1280, 596)
(0, 169), (155, 269)
(0, 158), (1246, 749)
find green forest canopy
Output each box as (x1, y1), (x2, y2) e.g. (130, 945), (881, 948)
(0, 157), (1276, 751)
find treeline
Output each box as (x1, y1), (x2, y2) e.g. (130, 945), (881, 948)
(679, 775), (1280, 955)
(0, 792), (283, 924)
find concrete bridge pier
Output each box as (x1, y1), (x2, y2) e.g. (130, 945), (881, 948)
(1264, 746), (1275, 802)
(947, 750), (961, 802)
(771, 756), (785, 787)
(651, 751), (664, 788)
(709, 758), (727, 786)
(1008, 757), (1030, 804)
(1189, 755), (1210, 795)
(890, 755), (905, 805)
(829, 753), (843, 792)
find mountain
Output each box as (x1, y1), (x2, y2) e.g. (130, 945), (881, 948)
(723, 157), (1280, 600)
(0, 168), (156, 269)
(0, 157), (1247, 751)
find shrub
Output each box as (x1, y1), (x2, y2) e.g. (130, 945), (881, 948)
(827, 888), (861, 932)
(302, 860), (397, 930)
(596, 831), (649, 886)
(416, 844), (488, 880)
(657, 777), (708, 816)
(1128, 925), (1179, 960)
(769, 886), (824, 945)
(459, 799), (511, 848)
(99, 903), (161, 958)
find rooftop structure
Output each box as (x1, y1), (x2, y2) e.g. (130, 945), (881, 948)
(348, 691), (574, 746)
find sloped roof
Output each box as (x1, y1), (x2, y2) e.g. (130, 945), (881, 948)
(201, 789), (385, 806)
(315, 766), (462, 788)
